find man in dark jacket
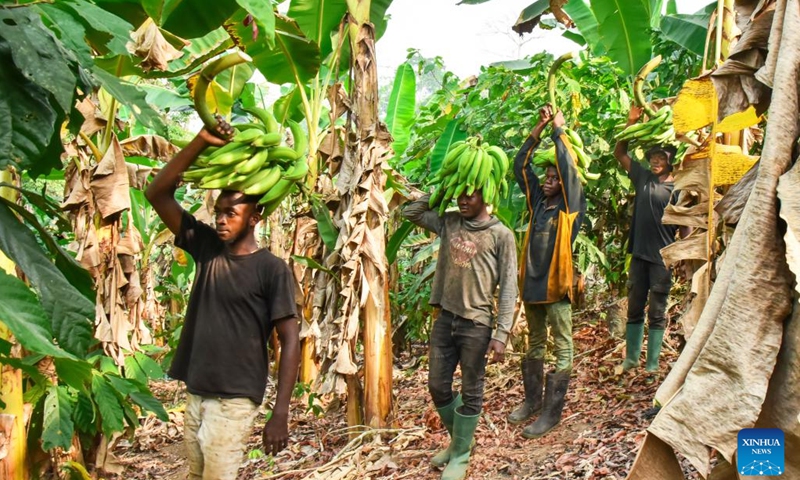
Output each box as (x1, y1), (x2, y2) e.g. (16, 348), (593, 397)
(404, 186), (517, 480)
(614, 105), (678, 375)
(508, 104), (586, 439)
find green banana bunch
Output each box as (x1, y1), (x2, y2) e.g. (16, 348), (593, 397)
(183, 105), (309, 216)
(428, 136), (510, 215)
(531, 127), (600, 185)
(613, 106), (676, 149)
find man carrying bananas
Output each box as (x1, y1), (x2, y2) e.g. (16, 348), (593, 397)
(613, 105), (679, 377)
(403, 184), (518, 480)
(145, 117), (301, 480)
(509, 104), (586, 439)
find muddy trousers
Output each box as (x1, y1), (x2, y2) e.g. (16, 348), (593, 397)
(626, 257), (671, 330)
(185, 393), (261, 480)
(523, 300), (573, 372)
(428, 310), (492, 416)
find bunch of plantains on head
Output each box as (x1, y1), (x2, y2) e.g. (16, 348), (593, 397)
(184, 51), (308, 216)
(181, 110), (308, 215)
(531, 127), (600, 185)
(428, 136), (510, 215)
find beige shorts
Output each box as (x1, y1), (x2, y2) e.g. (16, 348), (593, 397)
(184, 393), (261, 480)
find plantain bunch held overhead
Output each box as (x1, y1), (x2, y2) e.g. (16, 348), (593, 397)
(428, 137), (510, 215)
(532, 127), (600, 185)
(186, 51), (309, 215)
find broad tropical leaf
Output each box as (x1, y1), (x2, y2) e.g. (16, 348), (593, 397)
(42, 385), (76, 450)
(661, 6), (715, 57)
(0, 199), (94, 301)
(592, 0), (653, 75)
(91, 373), (125, 437)
(562, 0), (606, 55)
(643, 0), (665, 29)
(430, 119), (467, 175)
(36, 4), (93, 66)
(129, 391), (169, 420)
(53, 0), (133, 56)
(292, 255), (335, 276)
(385, 62), (416, 159)
(288, 0), (348, 61)
(72, 391), (96, 434)
(512, 0), (550, 35)
(0, 203), (94, 357)
(160, 0), (240, 39)
(54, 358), (93, 393)
(0, 271), (74, 359)
(226, 12), (321, 86)
(236, 0), (276, 46)
(310, 197), (338, 252)
(94, 68), (167, 134)
(273, 85), (308, 124)
(387, 220), (415, 264)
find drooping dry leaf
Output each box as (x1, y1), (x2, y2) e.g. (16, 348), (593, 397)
(120, 135), (180, 162)
(127, 18), (188, 72)
(91, 138), (131, 219)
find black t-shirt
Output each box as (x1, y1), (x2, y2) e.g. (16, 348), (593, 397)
(628, 162), (678, 265)
(169, 212), (297, 404)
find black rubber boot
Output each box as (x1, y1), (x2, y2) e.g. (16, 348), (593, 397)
(521, 371), (570, 439)
(507, 357), (544, 424)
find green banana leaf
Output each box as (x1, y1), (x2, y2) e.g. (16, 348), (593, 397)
(288, 0), (348, 61)
(643, 0), (664, 29)
(512, 0), (550, 35)
(387, 220), (415, 264)
(660, 2), (716, 57)
(160, 0), (240, 39)
(94, 68), (167, 134)
(592, 0), (652, 75)
(236, 0), (276, 46)
(273, 85), (309, 124)
(55, 0), (133, 56)
(430, 119), (466, 176)
(562, 0), (605, 56)
(0, 203), (95, 358)
(227, 11), (321, 86)
(310, 197), (338, 252)
(385, 62), (416, 160)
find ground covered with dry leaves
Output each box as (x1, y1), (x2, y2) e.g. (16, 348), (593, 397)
(111, 314), (705, 480)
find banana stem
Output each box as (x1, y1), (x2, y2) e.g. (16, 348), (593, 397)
(633, 55), (662, 117)
(193, 51), (253, 134)
(547, 51), (577, 111)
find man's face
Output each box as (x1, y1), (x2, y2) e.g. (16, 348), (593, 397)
(649, 152), (670, 176)
(213, 191), (258, 244)
(457, 190), (486, 220)
(542, 166), (562, 198)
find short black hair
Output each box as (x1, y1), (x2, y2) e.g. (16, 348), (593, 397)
(219, 190), (264, 214)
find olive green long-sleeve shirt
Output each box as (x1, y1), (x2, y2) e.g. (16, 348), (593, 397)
(403, 195), (518, 344)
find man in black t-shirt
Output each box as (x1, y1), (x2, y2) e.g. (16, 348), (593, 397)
(145, 118), (300, 479)
(613, 106), (678, 376)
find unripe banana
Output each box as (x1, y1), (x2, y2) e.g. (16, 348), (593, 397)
(242, 166), (282, 196)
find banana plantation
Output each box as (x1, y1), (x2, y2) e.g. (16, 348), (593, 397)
(1, 0), (798, 479)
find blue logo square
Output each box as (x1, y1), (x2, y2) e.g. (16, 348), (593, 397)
(738, 428), (785, 476)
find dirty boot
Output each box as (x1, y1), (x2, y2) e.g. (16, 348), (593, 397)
(522, 371), (570, 439)
(621, 323), (644, 371)
(645, 328), (665, 373)
(431, 394), (461, 468)
(507, 357), (544, 424)
(441, 409), (480, 480)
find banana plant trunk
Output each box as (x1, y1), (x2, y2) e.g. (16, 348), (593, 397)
(340, 0), (393, 428)
(0, 167), (28, 480)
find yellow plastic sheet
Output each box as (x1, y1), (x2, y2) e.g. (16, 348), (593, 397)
(712, 144), (759, 186)
(673, 77), (716, 134)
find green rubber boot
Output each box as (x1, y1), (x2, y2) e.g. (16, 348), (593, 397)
(621, 323), (644, 371)
(431, 394), (462, 468)
(645, 329), (665, 373)
(441, 409), (480, 480)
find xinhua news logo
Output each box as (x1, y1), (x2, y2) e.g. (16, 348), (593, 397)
(738, 428), (785, 476)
